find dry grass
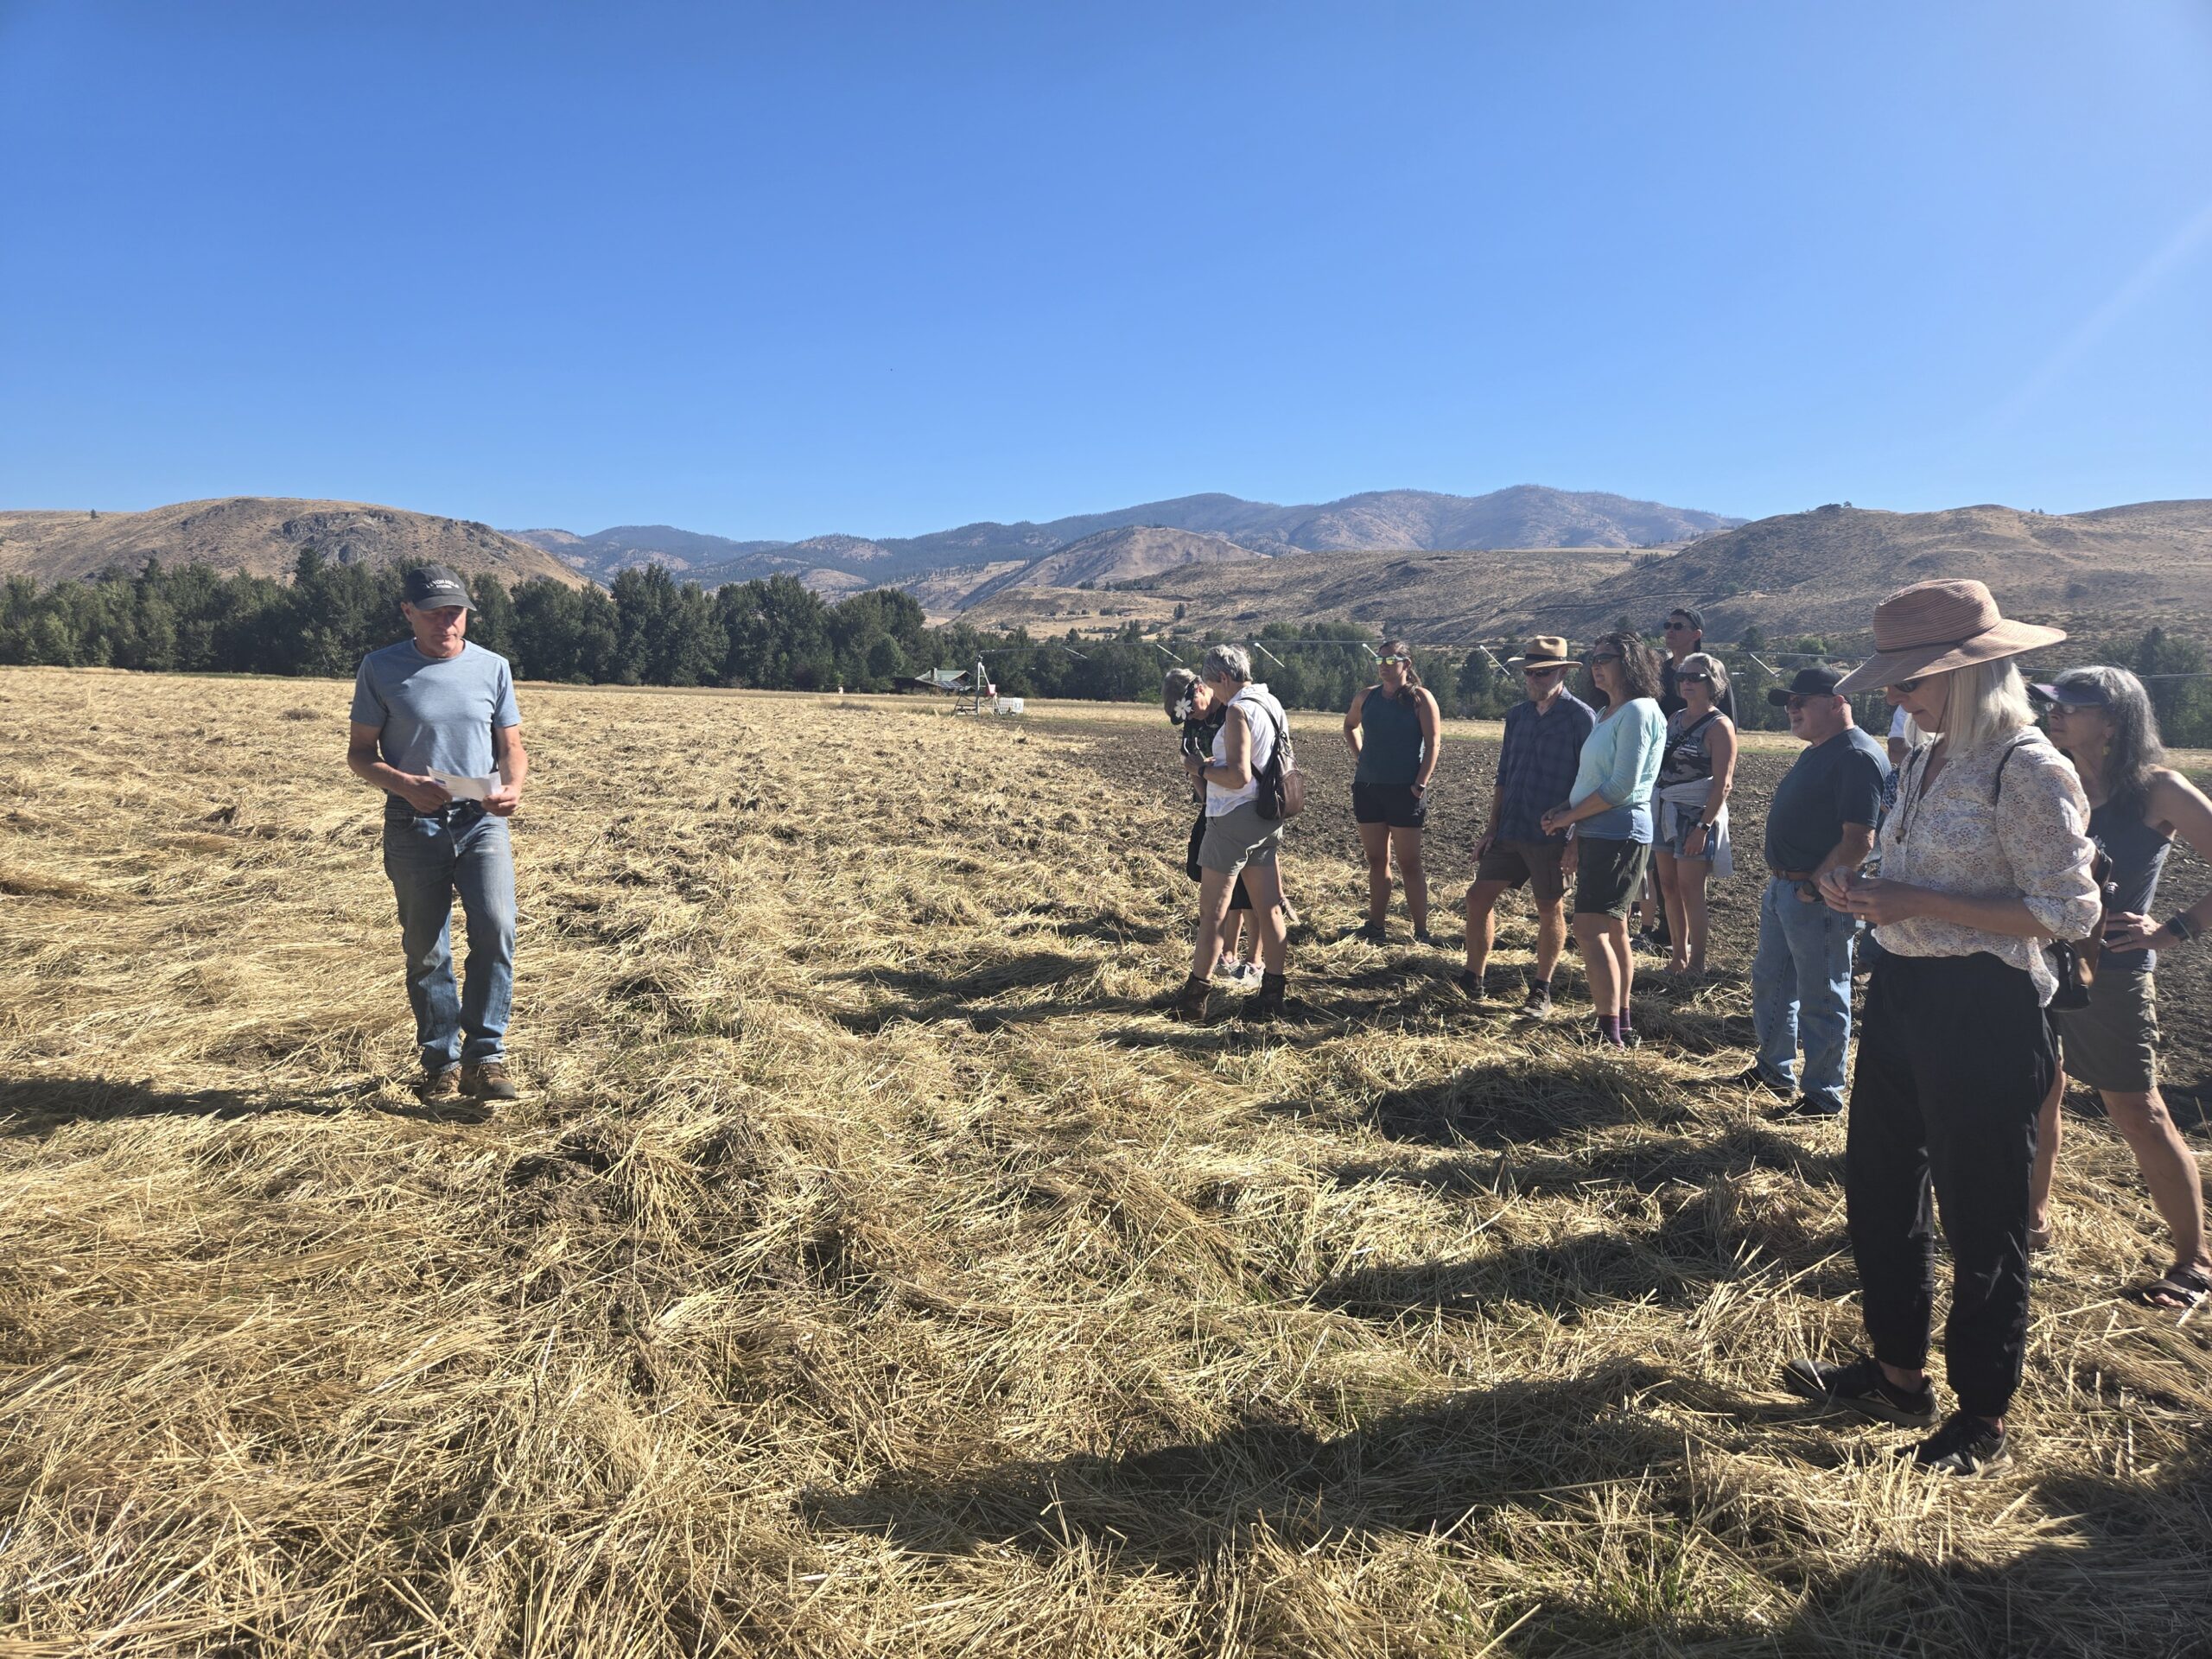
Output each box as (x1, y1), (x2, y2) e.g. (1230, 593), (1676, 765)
(0, 666), (2207, 1657)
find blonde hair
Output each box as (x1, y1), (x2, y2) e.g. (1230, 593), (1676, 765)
(1940, 658), (2037, 753)
(1678, 652), (1729, 704)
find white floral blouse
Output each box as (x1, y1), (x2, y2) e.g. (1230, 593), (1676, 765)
(1875, 727), (2100, 1006)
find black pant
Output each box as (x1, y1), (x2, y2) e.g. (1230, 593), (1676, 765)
(1847, 950), (2052, 1419)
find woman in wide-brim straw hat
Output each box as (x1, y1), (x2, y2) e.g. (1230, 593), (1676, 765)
(1784, 578), (2101, 1477)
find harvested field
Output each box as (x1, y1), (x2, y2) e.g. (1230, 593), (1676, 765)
(0, 666), (2208, 1656)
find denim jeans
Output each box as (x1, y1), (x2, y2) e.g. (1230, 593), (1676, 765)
(1751, 874), (1856, 1111)
(382, 804), (516, 1072)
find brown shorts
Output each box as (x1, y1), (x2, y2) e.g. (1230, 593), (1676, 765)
(1475, 837), (1568, 906)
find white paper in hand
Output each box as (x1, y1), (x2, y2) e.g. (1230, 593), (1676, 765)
(431, 770), (495, 802)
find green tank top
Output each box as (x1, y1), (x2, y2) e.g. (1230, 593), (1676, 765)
(1355, 686), (1425, 786)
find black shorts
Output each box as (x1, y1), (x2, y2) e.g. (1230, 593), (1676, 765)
(1353, 782), (1427, 828)
(1574, 836), (1652, 918)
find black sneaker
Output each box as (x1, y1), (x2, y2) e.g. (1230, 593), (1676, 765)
(1783, 1354), (1939, 1427)
(1777, 1095), (1844, 1119)
(1520, 985), (1553, 1019)
(1730, 1064), (1789, 1098)
(1454, 969), (1488, 1002)
(1412, 929), (1439, 948)
(1355, 921), (1388, 945)
(1909, 1411), (2010, 1476)
(1620, 1027), (1643, 1049)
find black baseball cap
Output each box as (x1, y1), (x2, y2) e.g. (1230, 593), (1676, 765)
(403, 564), (475, 610)
(1767, 666), (1844, 705)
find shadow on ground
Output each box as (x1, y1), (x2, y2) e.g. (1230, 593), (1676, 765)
(0, 1075), (489, 1133)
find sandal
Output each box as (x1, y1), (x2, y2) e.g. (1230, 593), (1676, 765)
(2133, 1266), (2210, 1312)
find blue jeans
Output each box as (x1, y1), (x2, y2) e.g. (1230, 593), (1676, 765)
(1752, 874), (1856, 1112)
(383, 804), (516, 1072)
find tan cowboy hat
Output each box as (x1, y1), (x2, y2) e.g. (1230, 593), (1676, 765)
(1505, 635), (1580, 667)
(1833, 579), (2064, 696)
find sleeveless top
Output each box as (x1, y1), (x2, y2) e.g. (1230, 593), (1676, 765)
(1207, 683), (1286, 816)
(1656, 709), (1720, 789)
(1354, 686), (1426, 787)
(2090, 796), (2171, 976)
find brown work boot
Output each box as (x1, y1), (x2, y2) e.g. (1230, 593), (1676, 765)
(1246, 970), (1287, 1023)
(1166, 975), (1211, 1022)
(461, 1061), (521, 1101)
(416, 1067), (461, 1102)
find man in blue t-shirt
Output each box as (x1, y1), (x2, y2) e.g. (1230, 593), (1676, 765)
(346, 564), (531, 1103)
(1741, 666), (1889, 1116)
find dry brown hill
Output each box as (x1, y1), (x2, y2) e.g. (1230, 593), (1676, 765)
(1100, 499), (2212, 645)
(953, 524), (1267, 613)
(1554, 500), (2212, 639)
(0, 498), (586, 588)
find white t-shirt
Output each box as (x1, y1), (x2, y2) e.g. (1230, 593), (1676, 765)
(1207, 683), (1285, 815)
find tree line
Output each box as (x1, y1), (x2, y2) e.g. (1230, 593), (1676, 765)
(6, 552), (2212, 741)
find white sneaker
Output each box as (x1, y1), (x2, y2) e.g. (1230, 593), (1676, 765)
(1218, 959), (1260, 986)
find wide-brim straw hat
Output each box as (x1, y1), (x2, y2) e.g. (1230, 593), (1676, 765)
(1506, 635), (1580, 667)
(1833, 579), (2064, 696)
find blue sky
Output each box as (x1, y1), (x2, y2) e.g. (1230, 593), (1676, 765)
(3, 1), (2207, 538)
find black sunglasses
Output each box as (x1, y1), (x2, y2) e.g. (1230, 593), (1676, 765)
(1662, 620), (1693, 632)
(1890, 677), (1923, 694)
(1522, 664), (1566, 677)
(1678, 671), (1712, 683)
(1591, 652), (1623, 665)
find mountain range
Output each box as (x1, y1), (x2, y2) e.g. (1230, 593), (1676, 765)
(505, 485), (1741, 599)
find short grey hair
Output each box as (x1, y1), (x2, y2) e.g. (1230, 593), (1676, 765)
(1678, 651), (1730, 703)
(1201, 644), (1252, 685)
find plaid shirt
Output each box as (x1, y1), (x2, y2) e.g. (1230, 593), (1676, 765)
(1495, 692), (1597, 842)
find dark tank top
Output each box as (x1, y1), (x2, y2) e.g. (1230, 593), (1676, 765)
(1354, 686), (1426, 786)
(2091, 796), (2171, 975)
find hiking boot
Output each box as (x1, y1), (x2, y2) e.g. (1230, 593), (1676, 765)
(1783, 1353), (1939, 1427)
(1909, 1411), (2010, 1477)
(1245, 971), (1287, 1023)
(1455, 968), (1488, 1002)
(1412, 929), (1439, 948)
(417, 1067), (461, 1103)
(1354, 921), (1388, 945)
(1520, 984), (1554, 1019)
(1167, 976), (1211, 1022)
(461, 1061), (521, 1101)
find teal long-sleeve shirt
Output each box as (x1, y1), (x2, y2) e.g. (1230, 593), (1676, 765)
(1569, 697), (1664, 842)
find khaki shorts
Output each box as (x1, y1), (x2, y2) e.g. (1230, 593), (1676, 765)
(2050, 969), (2158, 1094)
(1475, 837), (1568, 906)
(1198, 801), (1283, 877)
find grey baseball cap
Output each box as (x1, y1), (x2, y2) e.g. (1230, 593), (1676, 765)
(403, 563), (475, 610)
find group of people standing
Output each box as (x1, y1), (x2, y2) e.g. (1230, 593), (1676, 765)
(340, 565), (2205, 1490)
(1158, 579), (2209, 1478)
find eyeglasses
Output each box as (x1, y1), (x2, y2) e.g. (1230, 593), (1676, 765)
(1662, 620), (1693, 632)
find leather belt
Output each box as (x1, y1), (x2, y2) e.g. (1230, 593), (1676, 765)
(1767, 867), (1816, 881)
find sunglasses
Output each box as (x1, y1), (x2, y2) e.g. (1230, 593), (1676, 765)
(1662, 620), (1693, 632)
(1678, 671), (1712, 684)
(1890, 677), (1923, 694)
(1381, 654), (1411, 665)
(1784, 693), (1827, 711)
(1591, 652), (1623, 665)
(1522, 664), (1566, 678)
